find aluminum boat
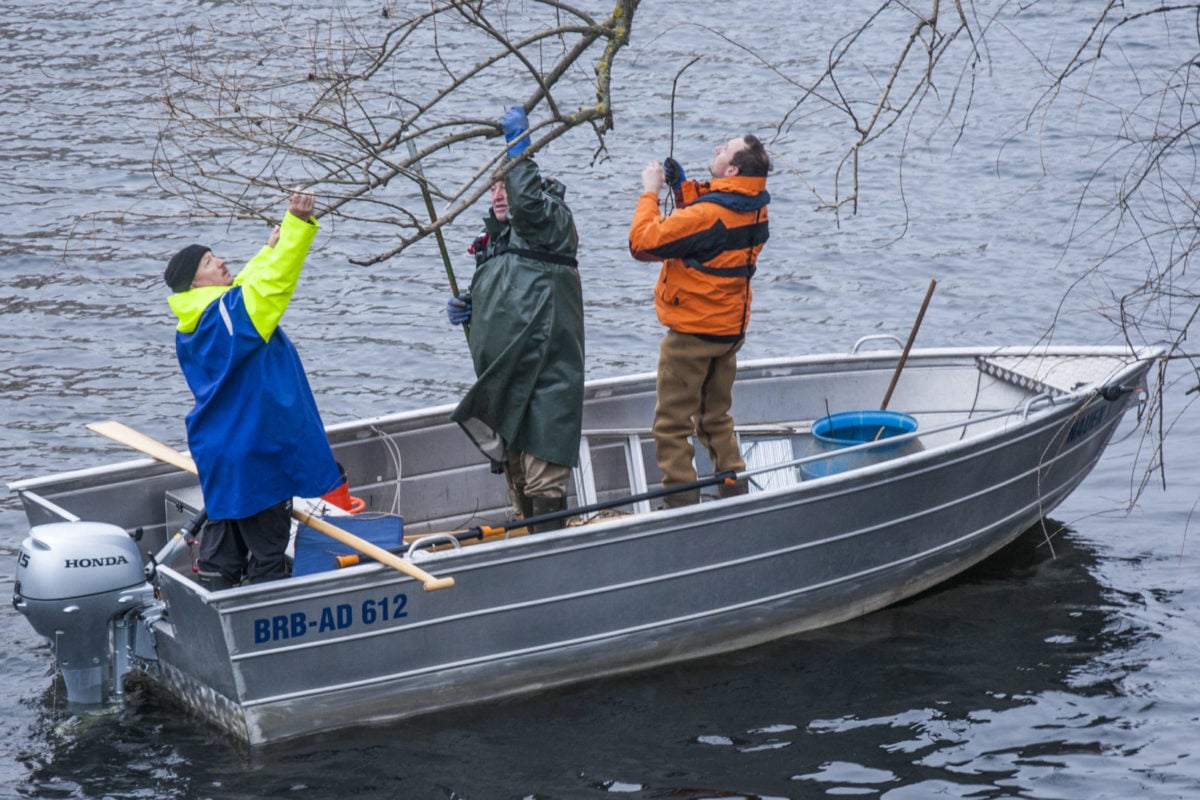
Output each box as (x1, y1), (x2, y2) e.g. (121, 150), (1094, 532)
(10, 341), (1159, 745)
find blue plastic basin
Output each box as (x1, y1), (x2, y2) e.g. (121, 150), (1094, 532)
(801, 410), (922, 479)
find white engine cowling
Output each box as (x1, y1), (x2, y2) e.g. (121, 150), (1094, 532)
(13, 521), (157, 704)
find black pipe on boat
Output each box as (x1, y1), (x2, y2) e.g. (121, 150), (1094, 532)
(472, 469), (739, 537)
(335, 470), (741, 568)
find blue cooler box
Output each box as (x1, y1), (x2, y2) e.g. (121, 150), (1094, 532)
(292, 513), (405, 576)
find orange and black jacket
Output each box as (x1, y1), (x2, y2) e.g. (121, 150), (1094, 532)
(629, 175), (769, 340)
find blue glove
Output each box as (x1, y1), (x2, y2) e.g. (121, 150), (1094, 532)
(500, 106), (529, 157)
(663, 156), (685, 189)
(446, 291), (472, 325)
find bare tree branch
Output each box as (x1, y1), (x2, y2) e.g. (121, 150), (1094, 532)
(774, 0), (979, 222)
(768, 2), (1198, 506)
(152, 0), (639, 265)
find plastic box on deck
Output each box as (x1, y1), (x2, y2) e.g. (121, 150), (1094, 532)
(291, 513), (405, 576)
(164, 487), (405, 577)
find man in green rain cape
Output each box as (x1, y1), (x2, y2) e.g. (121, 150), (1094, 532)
(445, 106), (584, 532)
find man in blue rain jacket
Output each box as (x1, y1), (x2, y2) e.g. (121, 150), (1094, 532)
(164, 190), (341, 589)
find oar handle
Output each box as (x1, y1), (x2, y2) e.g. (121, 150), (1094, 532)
(299, 515), (454, 591)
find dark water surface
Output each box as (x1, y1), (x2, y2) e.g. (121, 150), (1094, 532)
(3, 2), (1198, 798)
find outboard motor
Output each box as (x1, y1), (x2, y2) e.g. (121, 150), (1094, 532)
(13, 521), (158, 704)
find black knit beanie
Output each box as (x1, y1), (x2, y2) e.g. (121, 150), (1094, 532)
(164, 244), (210, 293)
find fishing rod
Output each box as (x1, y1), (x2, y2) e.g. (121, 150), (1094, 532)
(669, 56), (701, 162)
(663, 56), (702, 212)
(333, 397), (1070, 570)
(474, 468), (737, 537)
(880, 279), (937, 411)
(333, 469), (739, 568)
(407, 139), (469, 342)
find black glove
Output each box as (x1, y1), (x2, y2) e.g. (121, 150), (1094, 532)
(663, 156), (685, 189)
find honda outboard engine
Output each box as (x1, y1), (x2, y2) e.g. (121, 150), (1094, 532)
(13, 521), (158, 704)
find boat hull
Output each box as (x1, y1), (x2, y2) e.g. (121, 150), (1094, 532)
(10, 346), (1157, 744)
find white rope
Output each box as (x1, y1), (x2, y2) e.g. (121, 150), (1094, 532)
(370, 425), (404, 515)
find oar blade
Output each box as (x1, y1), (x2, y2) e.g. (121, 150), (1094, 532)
(87, 420), (198, 474)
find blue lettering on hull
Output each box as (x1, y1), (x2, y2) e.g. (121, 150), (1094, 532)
(253, 594), (409, 644)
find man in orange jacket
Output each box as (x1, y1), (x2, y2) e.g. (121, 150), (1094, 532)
(629, 134), (770, 507)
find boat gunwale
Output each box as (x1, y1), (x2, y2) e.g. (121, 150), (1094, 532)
(12, 347), (1156, 579)
(7, 344), (1158, 499)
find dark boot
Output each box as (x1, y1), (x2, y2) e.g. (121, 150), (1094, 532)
(529, 495), (568, 533)
(662, 488), (700, 509)
(196, 569), (236, 592)
(717, 477), (750, 499)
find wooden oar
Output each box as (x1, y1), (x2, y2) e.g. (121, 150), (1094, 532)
(85, 420), (455, 591)
(874, 278), (936, 442)
(880, 278), (937, 411)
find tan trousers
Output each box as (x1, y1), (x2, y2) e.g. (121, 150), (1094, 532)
(653, 330), (747, 506)
(505, 449), (571, 500)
